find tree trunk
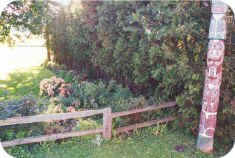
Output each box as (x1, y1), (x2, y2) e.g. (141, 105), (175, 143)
(45, 26), (51, 62)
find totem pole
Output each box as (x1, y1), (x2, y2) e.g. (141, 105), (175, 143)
(197, 0), (228, 153)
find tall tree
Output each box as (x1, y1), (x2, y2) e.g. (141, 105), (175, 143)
(0, 0), (62, 61)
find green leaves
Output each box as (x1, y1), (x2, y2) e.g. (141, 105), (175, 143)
(41, 1), (233, 146)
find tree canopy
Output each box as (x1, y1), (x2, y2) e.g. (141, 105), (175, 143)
(0, 0), (63, 42)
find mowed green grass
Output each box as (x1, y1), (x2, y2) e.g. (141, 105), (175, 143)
(6, 129), (214, 158)
(0, 45), (48, 100)
(0, 67), (54, 101)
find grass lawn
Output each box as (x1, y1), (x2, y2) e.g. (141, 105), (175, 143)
(0, 67), (223, 158)
(0, 67), (54, 101)
(6, 129), (214, 158)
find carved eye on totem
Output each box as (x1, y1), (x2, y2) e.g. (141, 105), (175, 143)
(208, 40), (224, 51)
(207, 41), (224, 61)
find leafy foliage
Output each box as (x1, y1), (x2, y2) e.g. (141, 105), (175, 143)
(0, 1), (44, 41)
(0, 68), (149, 142)
(45, 1), (234, 146)
(0, 0), (234, 149)
(0, 95), (37, 119)
(40, 72), (138, 112)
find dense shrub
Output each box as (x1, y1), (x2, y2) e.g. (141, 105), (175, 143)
(40, 73), (139, 112)
(0, 95), (39, 119)
(46, 1), (234, 147)
(0, 96), (48, 141)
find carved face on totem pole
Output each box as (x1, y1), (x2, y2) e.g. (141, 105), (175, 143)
(207, 40), (224, 79)
(197, 0), (228, 152)
(200, 39), (225, 137)
(202, 40), (224, 112)
(203, 74), (220, 112)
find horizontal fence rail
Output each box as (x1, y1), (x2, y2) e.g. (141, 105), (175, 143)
(0, 101), (176, 148)
(112, 101), (176, 118)
(0, 109), (105, 127)
(2, 128), (103, 148)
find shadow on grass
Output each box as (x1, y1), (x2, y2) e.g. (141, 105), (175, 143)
(0, 67), (54, 101)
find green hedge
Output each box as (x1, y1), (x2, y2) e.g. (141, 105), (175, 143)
(47, 1), (234, 147)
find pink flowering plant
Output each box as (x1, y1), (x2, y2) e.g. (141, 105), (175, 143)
(39, 76), (68, 97)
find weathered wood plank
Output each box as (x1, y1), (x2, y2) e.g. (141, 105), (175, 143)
(2, 128), (103, 147)
(0, 109), (105, 127)
(112, 101), (176, 118)
(115, 117), (175, 134)
(102, 108), (112, 139)
(0, 102), (177, 148)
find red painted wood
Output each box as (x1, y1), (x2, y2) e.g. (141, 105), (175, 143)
(197, 0), (228, 153)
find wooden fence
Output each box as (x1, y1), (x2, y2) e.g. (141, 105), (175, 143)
(0, 101), (176, 148)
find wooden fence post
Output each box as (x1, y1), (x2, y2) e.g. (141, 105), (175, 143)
(102, 107), (112, 139)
